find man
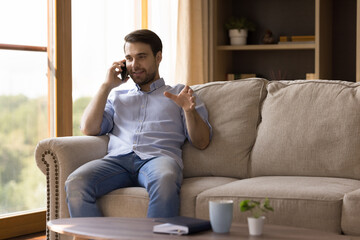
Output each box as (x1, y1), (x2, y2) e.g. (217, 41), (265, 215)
(65, 29), (211, 218)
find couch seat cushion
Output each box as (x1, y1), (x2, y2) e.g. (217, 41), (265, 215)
(99, 187), (149, 217)
(195, 176), (360, 233)
(183, 78), (268, 178)
(180, 177), (238, 217)
(342, 188), (360, 235)
(251, 80), (360, 180)
(98, 177), (238, 218)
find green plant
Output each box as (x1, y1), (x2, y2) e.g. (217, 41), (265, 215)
(240, 198), (274, 218)
(225, 16), (256, 32)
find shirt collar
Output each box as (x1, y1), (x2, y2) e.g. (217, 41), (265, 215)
(135, 78), (165, 92)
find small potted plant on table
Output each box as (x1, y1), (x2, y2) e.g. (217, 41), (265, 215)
(225, 16), (256, 45)
(240, 198), (274, 236)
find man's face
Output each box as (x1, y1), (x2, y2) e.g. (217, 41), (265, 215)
(124, 42), (161, 89)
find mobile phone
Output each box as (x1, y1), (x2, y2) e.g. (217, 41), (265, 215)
(120, 62), (128, 80)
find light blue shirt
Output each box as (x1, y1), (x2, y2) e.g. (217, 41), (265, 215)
(99, 78), (211, 168)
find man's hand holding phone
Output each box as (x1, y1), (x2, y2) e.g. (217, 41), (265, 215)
(105, 60), (129, 89)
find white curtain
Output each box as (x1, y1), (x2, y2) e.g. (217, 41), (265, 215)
(175, 0), (209, 85)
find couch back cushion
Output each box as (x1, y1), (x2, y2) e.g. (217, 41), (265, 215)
(251, 80), (360, 180)
(182, 78), (268, 178)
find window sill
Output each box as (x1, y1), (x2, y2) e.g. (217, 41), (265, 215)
(0, 209), (46, 239)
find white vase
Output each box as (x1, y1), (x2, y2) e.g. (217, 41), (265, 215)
(247, 216), (265, 236)
(229, 29), (248, 45)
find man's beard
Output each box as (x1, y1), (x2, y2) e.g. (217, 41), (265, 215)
(131, 69), (157, 87)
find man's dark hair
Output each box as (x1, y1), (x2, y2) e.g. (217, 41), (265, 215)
(124, 29), (163, 56)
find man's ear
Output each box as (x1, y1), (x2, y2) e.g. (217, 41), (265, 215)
(156, 51), (162, 65)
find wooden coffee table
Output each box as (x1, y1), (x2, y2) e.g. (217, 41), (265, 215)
(47, 217), (355, 240)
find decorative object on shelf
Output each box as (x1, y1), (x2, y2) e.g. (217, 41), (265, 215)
(262, 30), (276, 44)
(227, 73), (256, 81)
(269, 70), (287, 80)
(240, 198), (274, 236)
(278, 35), (315, 44)
(225, 16), (256, 45)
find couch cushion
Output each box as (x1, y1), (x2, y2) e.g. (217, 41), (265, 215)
(195, 176), (360, 233)
(99, 187), (149, 217)
(182, 78), (268, 178)
(180, 177), (238, 217)
(251, 80), (360, 180)
(98, 177), (238, 218)
(342, 188), (360, 235)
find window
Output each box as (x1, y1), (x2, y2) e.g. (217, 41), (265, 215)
(0, 0), (178, 237)
(72, 0), (178, 136)
(0, 0), (48, 216)
(72, 0), (140, 135)
(148, 0), (178, 85)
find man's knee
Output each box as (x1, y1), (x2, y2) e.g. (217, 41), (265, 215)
(140, 157), (182, 197)
(65, 173), (92, 199)
(150, 172), (181, 198)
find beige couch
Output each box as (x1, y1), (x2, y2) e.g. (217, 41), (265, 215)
(35, 78), (360, 239)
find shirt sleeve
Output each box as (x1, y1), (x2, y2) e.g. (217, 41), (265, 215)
(98, 98), (114, 135)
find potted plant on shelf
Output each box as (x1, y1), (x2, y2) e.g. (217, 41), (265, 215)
(225, 16), (256, 45)
(240, 198), (274, 236)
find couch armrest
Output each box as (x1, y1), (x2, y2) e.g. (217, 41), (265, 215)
(34, 135), (109, 240)
(342, 188), (360, 235)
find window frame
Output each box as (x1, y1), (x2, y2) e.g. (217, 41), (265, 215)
(0, 210), (46, 239)
(0, 0), (72, 237)
(0, 0), (150, 238)
(0, 45), (49, 239)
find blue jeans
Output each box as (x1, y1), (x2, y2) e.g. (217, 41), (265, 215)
(65, 152), (183, 218)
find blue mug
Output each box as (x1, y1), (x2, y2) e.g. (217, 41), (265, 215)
(209, 200), (234, 233)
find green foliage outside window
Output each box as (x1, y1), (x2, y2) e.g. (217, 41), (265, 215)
(0, 95), (48, 214)
(73, 97), (91, 136)
(0, 95), (91, 214)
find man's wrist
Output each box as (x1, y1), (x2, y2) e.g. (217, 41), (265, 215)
(100, 83), (113, 95)
(100, 83), (114, 94)
(184, 107), (196, 115)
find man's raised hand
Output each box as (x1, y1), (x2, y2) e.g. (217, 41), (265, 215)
(164, 85), (196, 112)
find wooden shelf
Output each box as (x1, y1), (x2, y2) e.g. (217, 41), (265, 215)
(217, 44), (316, 51)
(210, 0), (360, 82)
(209, 0), (322, 81)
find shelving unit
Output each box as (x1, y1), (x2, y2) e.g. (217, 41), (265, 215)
(217, 44), (316, 51)
(209, 0), (360, 82)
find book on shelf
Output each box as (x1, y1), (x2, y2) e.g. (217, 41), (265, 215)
(306, 73), (316, 80)
(278, 41), (315, 45)
(278, 35), (315, 44)
(227, 73), (256, 80)
(153, 216), (211, 235)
